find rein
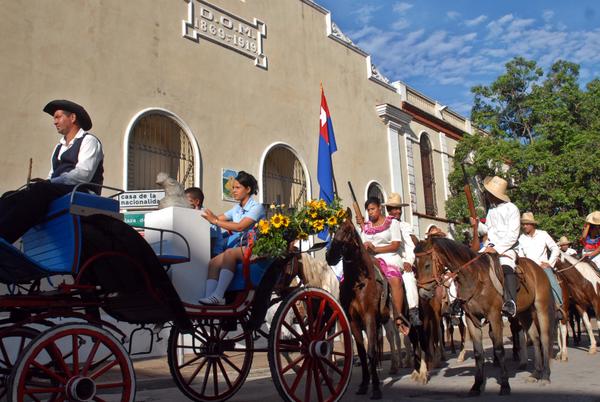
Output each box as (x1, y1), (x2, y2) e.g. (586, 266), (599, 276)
(555, 256), (587, 273)
(415, 247), (488, 288)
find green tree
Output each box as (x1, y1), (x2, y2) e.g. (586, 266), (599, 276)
(447, 57), (600, 245)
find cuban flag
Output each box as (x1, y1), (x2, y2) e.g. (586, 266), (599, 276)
(317, 86), (337, 204)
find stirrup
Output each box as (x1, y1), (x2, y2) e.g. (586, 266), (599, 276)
(395, 315), (410, 336)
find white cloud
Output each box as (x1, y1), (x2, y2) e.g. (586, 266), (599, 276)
(352, 4), (382, 25)
(393, 2), (413, 14)
(391, 18), (410, 30)
(542, 10), (554, 22)
(447, 11), (460, 20)
(465, 15), (488, 27)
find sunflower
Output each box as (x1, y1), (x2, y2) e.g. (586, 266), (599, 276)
(327, 216), (337, 227)
(336, 209), (346, 219)
(271, 214), (284, 229)
(298, 231), (309, 240)
(309, 210), (318, 219)
(317, 200), (327, 210)
(281, 216), (290, 228)
(258, 219), (270, 234)
(312, 219), (325, 232)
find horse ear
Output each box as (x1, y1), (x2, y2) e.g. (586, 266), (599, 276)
(346, 207), (353, 220)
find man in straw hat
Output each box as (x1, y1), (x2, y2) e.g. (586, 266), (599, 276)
(0, 100), (103, 244)
(384, 192), (421, 326)
(517, 212), (563, 317)
(581, 211), (600, 269)
(474, 176), (520, 318)
(558, 236), (577, 257)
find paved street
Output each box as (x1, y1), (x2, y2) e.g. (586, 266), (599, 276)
(132, 330), (600, 402)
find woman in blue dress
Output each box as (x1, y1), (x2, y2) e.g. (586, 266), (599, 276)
(199, 171), (265, 305)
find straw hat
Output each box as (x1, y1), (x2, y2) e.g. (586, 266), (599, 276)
(586, 211), (600, 225)
(384, 193), (409, 208)
(520, 212), (538, 225)
(483, 176), (510, 202)
(557, 236), (570, 246)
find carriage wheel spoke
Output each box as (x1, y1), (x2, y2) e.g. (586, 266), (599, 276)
(32, 360), (67, 384)
(306, 297), (314, 335)
(316, 358), (336, 395)
(326, 328), (345, 342)
(89, 359), (118, 380)
(212, 357), (219, 396)
(321, 356), (343, 376)
(221, 355), (242, 374)
(24, 386), (64, 394)
(178, 353), (204, 370)
(82, 339), (101, 375)
(291, 304), (310, 340)
(72, 335), (79, 375)
(216, 358), (232, 388)
(290, 356), (309, 394)
(282, 354), (305, 374)
(200, 359), (212, 396)
(96, 381), (125, 389)
(0, 340), (10, 367)
(48, 343), (72, 378)
(313, 359), (325, 402)
(318, 311), (339, 339)
(186, 357), (208, 386)
(314, 298), (327, 336)
(282, 320), (304, 342)
(303, 359), (313, 402)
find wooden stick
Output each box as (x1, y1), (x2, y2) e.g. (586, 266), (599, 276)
(27, 158), (32, 185)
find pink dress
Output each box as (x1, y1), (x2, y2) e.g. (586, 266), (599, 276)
(361, 216), (403, 278)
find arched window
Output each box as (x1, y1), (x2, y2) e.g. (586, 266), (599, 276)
(420, 134), (437, 216)
(262, 145), (308, 213)
(367, 182), (385, 204)
(127, 112), (196, 190)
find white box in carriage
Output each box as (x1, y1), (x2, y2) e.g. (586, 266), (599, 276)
(144, 207), (210, 304)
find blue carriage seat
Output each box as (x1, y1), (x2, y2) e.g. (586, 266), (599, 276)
(21, 191), (121, 274)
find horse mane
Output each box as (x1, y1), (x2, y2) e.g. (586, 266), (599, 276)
(415, 236), (478, 266)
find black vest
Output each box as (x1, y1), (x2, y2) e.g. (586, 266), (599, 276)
(51, 133), (104, 194)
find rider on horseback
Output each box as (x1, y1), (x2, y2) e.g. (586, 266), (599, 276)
(581, 211), (600, 270)
(474, 176), (520, 318)
(517, 212), (564, 319)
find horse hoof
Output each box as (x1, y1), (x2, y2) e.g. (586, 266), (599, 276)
(418, 375), (429, 385)
(589, 347), (597, 355)
(357, 385), (368, 395)
(499, 385), (511, 396)
(525, 376), (538, 384)
(371, 390), (382, 400)
(410, 370), (419, 381)
(539, 379), (551, 386)
(468, 389), (481, 397)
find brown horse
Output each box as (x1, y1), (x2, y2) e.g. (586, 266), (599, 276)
(555, 252), (600, 354)
(326, 210), (390, 399)
(414, 236), (555, 396)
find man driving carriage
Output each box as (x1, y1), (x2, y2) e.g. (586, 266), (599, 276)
(0, 100), (103, 244)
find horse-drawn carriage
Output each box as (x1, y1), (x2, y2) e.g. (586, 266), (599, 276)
(0, 185), (353, 402)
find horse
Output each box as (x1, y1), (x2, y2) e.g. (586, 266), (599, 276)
(414, 236), (556, 396)
(326, 210), (390, 399)
(555, 252), (600, 355)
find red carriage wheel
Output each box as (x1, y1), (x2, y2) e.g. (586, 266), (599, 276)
(167, 318), (253, 402)
(268, 287), (353, 402)
(0, 326), (40, 399)
(8, 323), (135, 402)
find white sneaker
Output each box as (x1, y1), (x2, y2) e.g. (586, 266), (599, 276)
(199, 295), (225, 305)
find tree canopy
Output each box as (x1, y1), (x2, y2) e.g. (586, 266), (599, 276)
(446, 57), (600, 245)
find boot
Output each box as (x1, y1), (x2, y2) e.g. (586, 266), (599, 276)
(408, 307), (422, 326)
(502, 265), (517, 318)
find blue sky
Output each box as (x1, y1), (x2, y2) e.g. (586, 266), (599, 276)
(316, 0), (600, 117)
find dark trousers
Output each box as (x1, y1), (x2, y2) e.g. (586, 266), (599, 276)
(502, 265), (517, 302)
(0, 181), (74, 243)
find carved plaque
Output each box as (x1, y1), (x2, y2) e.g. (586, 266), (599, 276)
(182, 0), (267, 69)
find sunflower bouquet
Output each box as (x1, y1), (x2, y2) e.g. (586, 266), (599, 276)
(252, 198), (346, 258)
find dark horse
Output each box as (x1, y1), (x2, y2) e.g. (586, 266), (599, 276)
(415, 236), (555, 396)
(326, 210), (390, 399)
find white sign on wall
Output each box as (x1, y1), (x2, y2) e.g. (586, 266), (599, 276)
(119, 190), (165, 210)
(182, 0), (267, 69)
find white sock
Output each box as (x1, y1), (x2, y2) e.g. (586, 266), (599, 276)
(402, 271), (419, 309)
(212, 270), (235, 299)
(204, 279), (217, 298)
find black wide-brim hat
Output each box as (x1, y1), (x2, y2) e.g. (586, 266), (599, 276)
(43, 99), (92, 131)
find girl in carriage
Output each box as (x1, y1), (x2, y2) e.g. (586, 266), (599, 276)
(199, 171), (265, 305)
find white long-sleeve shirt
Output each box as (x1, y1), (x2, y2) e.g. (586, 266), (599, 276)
(398, 220), (415, 265)
(48, 129), (103, 185)
(482, 201), (520, 255)
(518, 229), (560, 267)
